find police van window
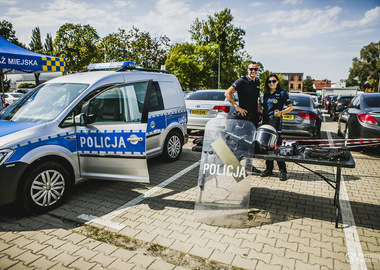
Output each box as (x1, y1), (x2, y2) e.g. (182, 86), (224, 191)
(60, 86), (112, 128)
(88, 81), (148, 124)
(147, 82), (164, 112)
(159, 81), (181, 109)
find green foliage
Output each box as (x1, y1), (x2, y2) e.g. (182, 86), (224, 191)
(44, 33), (54, 55)
(18, 83), (36, 88)
(303, 75), (314, 92)
(29, 27), (43, 54)
(54, 23), (100, 72)
(96, 26), (170, 70)
(347, 41), (380, 92)
(166, 42), (210, 90)
(126, 27), (170, 69)
(189, 8), (250, 89)
(0, 20), (25, 48)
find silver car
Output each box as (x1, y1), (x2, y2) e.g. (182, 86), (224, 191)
(185, 89), (238, 132)
(281, 93), (322, 138)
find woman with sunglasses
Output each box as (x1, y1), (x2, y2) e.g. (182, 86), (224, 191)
(261, 74), (293, 181)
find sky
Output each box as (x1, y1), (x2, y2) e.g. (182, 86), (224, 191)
(1, 0), (379, 83)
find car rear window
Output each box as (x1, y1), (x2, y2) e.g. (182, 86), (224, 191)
(363, 95), (380, 108)
(339, 97), (353, 105)
(290, 96), (311, 107)
(187, 91), (226, 101)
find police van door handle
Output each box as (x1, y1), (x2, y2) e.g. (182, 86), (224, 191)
(127, 134), (143, 145)
(65, 135), (76, 141)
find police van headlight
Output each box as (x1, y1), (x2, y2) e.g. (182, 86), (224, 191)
(0, 149), (14, 166)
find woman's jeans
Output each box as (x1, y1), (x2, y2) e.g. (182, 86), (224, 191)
(264, 117), (287, 173)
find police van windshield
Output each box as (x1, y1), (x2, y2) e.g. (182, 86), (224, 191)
(0, 83), (88, 123)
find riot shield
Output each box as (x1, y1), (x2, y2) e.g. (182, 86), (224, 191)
(194, 118), (255, 228)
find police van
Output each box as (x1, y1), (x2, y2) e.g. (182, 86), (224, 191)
(0, 61), (187, 213)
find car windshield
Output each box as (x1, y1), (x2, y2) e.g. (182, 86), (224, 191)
(186, 91), (226, 101)
(0, 83), (88, 123)
(363, 95), (380, 108)
(290, 96), (311, 107)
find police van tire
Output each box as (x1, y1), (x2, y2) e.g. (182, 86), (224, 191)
(20, 162), (71, 213)
(163, 130), (183, 161)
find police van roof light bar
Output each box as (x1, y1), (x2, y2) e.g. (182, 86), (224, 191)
(87, 61), (136, 70)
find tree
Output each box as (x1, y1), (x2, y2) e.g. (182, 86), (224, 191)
(54, 23), (99, 72)
(165, 43), (206, 90)
(99, 28), (130, 62)
(303, 76), (314, 92)
(347, 41), (380, 92)
(127, 27), (170, 69)
(29, 27), (43, 54)
(189, 8), (250, 89)
(96, 27), (170, 69)
(44, 33), (54, 55)
(0, 20), (25, 47)
(29, 27), (44, 86)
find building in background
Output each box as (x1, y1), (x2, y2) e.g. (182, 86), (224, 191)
(313, 79), (332, 90)
(279, 72), (304, 92)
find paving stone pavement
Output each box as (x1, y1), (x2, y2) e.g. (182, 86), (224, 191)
(1, 136), (379, 269)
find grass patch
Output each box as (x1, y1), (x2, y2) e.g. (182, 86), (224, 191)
(74, 224), (236, 269)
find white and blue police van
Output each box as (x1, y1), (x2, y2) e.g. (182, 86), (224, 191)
(0, 61), (187, 213)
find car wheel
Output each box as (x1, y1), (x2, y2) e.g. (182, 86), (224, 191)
(20, 162), (71, 213)
(163, 130), (183, 161)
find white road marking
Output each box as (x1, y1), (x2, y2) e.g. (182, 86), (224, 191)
(78, 161), (200, 230)
(323, 113), (367, 270)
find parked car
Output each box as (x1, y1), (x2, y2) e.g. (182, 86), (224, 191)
(311, 95), (322, 108)
(0, 61), (187, 213)
(323, 94), (337, 110)
(337, 93), (380, 139)
(281, 93), (322, 138)
(2, 92), (23, 106)
(16, 88), (33, 94)
(330, 95), (354, 121)
(185, 89), (238, 132)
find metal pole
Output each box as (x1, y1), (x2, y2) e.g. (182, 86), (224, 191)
(218, 45), (220, 89)
(0, 69), (4, 107)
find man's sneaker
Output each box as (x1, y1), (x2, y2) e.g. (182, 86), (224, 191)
(252, 167), (262, 174)
(260, 170), (273, 177)
(279, 172), (287, 181)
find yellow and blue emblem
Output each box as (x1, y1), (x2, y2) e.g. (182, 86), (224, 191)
(41, 56), (66, 72)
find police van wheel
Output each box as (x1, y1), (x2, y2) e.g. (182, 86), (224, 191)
(163, 131), (183, 161)
(20, 162), (71, 213)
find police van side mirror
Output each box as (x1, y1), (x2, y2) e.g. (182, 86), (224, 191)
(74, 113), (87, 126)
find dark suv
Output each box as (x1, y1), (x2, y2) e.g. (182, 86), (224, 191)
(330, 95), (354, 121)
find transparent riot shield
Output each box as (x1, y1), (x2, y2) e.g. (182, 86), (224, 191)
(194, 118), (255, 228)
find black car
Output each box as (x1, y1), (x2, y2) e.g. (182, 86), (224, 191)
(281, 93), (322, 138)
(338, 93), (380, 139)
(330, 95), (354, 121)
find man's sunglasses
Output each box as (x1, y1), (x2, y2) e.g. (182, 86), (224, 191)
(248, 68), (259, 71)
(268, 80), (277, 84)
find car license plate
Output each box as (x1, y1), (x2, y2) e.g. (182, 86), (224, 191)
(191, 110), (207, 115)
(282, 114), (293, 120)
